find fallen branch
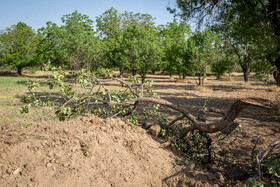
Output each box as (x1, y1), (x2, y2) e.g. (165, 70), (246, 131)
(256, 137), (280, 183)
(27, 70), (276, 144)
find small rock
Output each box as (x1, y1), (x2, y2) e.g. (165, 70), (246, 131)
(6, 168), (13, 175)
(13, 168), (22, 175)
(147, 124), (161, 137)
(63, 128), (69, 134)
(46, 163), (52, 168)
(30, 177), (37, 182)
(124, 177), (130, 182)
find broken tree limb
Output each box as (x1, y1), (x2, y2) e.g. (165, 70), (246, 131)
(99, 96), (274, 136)
(213, 97), (274, 134)
(37, 73), (276, 139)
(256, 137), (280, 183)
(160, 97), (275, 147)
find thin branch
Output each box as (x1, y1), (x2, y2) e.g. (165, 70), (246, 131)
(112, 77), (140, 97)
(251, 133), (278, 167)
(257, 137), (280, 183)
(168, 115), (186, 126)
(267, 9), (280, 16)
(259, 0), (268, 15)
(121, 100), (139, 117)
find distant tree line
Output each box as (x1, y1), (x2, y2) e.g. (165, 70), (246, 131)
(0, 6), (278, 85)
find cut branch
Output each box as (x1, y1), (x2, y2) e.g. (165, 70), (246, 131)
(256, 137), (280, 182)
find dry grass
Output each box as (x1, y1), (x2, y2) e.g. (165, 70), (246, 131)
(193, 85), (214, 93)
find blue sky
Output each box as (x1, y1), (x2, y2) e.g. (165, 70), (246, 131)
(0, 0), (177, 30)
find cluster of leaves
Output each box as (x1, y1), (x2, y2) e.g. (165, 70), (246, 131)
(0, 22), (41, 75)
(143, 103), (210, 163)
(264, 155), (280, 185)
(21, 63), (154, 122)
(249, 148), (280, 186)
(173, 130), (210, 163)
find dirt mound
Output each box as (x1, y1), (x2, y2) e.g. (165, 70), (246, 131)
(0, 116), (219, 187)
(0, 116), (177, 186)
(1, 115), (249, 186)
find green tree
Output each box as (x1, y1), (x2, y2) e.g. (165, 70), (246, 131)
(119, 24), (162, 83)
(220, 30), (253, 82)
(0, 22), (40, 75)
(96, 8), (123, 72)
(211, 55), (236, 80)
(209, 36), (237, 80)
(59, 10), (103, 72)
(121, 11), (155, 28)
(96, 8), (156, 76)
(37, 22), (63, 67)
(168, 0), (280, 85)
(157, 19), (191, 77)
(191, 30), (219, 85)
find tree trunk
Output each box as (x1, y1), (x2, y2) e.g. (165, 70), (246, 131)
(269, 1), (280, 86)
(178, 73), (182, 80)
(273, 70), (280, 86)
(241, 66), (249, 82)
(119, 68), (123, 78)
(273, 56), (280, 86)
(132, 69), (137, 76)
(202, 70), (206, 85)
(141, 74), (146, 84)
(17, 66), (22, 76)
(198, 73), (202, 86)
(228, 72), (231, 81)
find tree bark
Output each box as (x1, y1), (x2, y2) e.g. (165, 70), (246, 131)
(273, 70), (280, 86)
(241, 65), (249, 82)
(268, 0), (280, 86)
(17, 66), (22, 76)
(198, 73), (202, 86)
(132, 69), (137, 76)
(183, 73), (186, 80)
(119, 68), (123, 78)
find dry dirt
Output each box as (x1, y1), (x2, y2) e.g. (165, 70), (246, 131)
(0, 72), (279, 186)
(0, 116), (224, 187)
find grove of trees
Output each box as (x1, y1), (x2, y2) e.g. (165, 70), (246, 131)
(0, 3), (279, 85)
(1, 3), (278, 186)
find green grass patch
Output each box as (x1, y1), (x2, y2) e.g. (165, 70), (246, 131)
(0, 75), (57, 127)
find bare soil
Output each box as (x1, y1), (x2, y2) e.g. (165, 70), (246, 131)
(0, 72), (279, 186)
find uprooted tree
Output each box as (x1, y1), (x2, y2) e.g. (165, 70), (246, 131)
(21, 65), (279, 183)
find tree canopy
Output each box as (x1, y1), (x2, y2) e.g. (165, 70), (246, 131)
(168, 0), (280, 85)
(119, 23), (162, 82)
(0, 22), (40, 75)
